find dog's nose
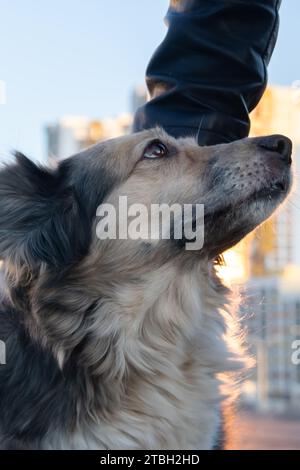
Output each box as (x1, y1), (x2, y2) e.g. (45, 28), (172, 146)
(258, 135), (292, 165)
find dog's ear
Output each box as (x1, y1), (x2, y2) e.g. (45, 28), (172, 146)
(0, 153), (91, 269)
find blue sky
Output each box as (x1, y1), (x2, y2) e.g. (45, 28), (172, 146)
(0, 0), (299, 160)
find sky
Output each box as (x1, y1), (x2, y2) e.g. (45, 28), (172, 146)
(0, 0), (299, 160)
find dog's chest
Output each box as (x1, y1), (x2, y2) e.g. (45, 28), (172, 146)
(46, 269), (226, 450)
(44, 338), (222, 450)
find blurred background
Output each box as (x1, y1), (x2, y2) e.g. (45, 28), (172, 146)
(1, 0), (300, 450)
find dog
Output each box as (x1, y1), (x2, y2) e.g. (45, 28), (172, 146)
(0, 128), (292, 449)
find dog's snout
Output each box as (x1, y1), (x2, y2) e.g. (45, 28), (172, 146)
(258, 135), (292, 165)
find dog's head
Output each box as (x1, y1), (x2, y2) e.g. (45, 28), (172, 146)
(0, 128), (292, 272)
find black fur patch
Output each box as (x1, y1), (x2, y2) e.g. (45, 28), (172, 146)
(0, 303), (77, 449)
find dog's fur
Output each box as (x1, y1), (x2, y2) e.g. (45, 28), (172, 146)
(0, 129), (292, 449)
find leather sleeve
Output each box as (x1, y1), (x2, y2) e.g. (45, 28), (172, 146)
(133, 0), (281, 145)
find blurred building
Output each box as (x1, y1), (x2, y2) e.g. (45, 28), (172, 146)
(130, 85), (148, 114)
(45, 85), (148, 162)
(241, 273), (300, 413)
(232, 86), (300, 413)
(250, 86), (300, 273)
(45, 113), (132, 161)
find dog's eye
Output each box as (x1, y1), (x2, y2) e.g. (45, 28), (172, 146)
(143, 140), (168, 159)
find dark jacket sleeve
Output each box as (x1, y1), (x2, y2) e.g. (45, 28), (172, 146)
(133, 0), (281, 145)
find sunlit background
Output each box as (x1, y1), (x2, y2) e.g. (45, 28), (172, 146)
(1, 0), (300, 450)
